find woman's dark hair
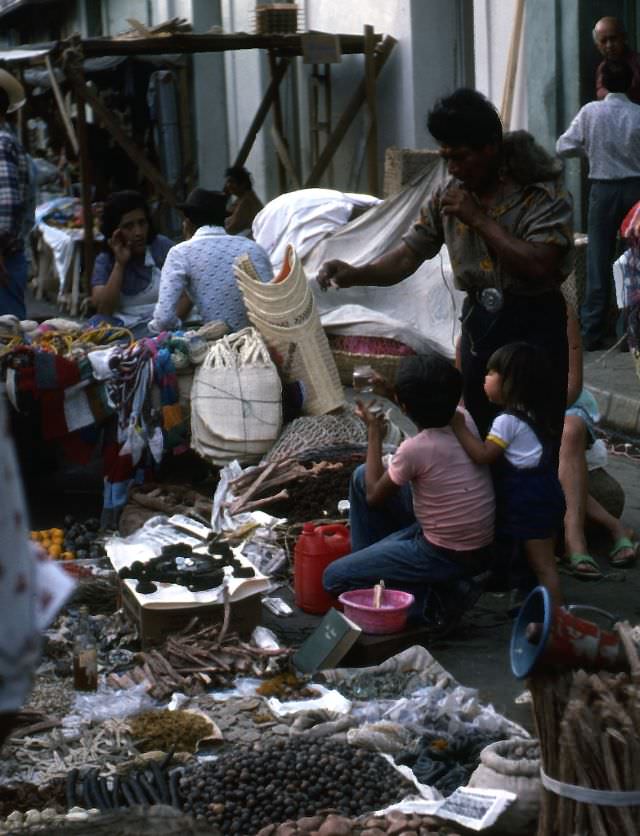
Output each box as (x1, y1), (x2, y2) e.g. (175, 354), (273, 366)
(487, 342), (554, 435)
(225, 165), (252, 189)
(101, 190), (153, 242)
(501, 130), (563, 184)
(395, 353), (462, 429)
(601, 59), (633, 93)
(427, 88), (503, 149)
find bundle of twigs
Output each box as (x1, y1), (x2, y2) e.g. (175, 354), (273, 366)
(108, 602), (290, 700)
(530, 621), (640, 836)
(226, 459), (344, 515)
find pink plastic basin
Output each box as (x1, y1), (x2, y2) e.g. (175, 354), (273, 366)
(338, 588), (415, 635)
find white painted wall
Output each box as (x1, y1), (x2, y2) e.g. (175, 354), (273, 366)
(473, 0), (527, 130)
(102, 0), (149, 36)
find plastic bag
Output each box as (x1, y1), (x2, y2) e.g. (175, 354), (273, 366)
(63, 682), (156, 728)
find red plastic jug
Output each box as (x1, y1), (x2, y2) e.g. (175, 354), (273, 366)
(294, 522), (351, 614)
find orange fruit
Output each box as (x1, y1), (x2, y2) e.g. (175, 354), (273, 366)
(40, 539), (51, 549)
(30, 531), (39, 540)
(62, 551), (75, 561)
(50, 528), (64, 539)
(52, 533), (64, 544)
(48, 544), (62, 558)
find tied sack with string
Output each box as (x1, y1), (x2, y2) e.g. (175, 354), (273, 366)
(191, 327), (282, 465)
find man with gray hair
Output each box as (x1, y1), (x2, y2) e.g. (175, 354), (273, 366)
(594, 16), (640, 103)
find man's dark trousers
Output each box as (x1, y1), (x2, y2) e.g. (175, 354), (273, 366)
(582, 177), (640, 346)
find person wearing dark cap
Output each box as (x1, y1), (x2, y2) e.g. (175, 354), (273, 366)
(149, 188), (273, 333)
(223, 165), (263, 235)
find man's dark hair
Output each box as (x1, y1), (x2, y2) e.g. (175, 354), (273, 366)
(601, 59), (633, 93)
(394, 353), (462, 429)
(427, 88), (503, 149)
(0, 89), (9, 117)
(183, 204), (226, 229)
(225, 165), (252, 189)
(102, 190), (153, 241)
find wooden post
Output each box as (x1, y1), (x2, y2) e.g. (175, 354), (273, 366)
(67, 55), (95, 303)
(177, 62), (195, 195)
(304, 35), (396, 188)
(500, 0), (525, 129)
(233, 56), (290, 168)
(268, 50), (287, 192)
(45, 54), (79, 156)
(364, 24), (378, 196)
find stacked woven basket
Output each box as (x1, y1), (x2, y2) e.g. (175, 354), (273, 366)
(234, 246), (344, 416)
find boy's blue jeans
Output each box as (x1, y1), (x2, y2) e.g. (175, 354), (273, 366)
(323, 464), (491, 623)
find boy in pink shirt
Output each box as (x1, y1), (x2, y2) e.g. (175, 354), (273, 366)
(323, 353), (495, 629)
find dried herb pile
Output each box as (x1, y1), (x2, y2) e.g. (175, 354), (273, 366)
(130, 710), (212, 754)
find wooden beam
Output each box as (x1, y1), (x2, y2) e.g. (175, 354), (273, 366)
(78, 32), (382, 59)
(67, 66), (177, 207)
(45, 54), (79, 156)
(304, 34), (396, 188)
(269, 124), (300, 188)
(363, 24), (378, 196)
(233, 56), (290, 168)
(268, 50), (287, 192)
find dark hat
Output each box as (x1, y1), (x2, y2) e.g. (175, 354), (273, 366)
(177, 188), (228, 215)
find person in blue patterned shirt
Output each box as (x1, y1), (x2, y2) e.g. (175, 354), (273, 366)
(150, 188), (273, 334)
(0, 79), (29, 320)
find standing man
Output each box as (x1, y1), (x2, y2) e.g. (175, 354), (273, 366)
(594, 16), (640, 103)
(319, 89), (574, 441)
(149, 188), (273, 334)
(223, 166), (263, 236)
(557, 60), (640, 350)
(0, 71), (29, 319)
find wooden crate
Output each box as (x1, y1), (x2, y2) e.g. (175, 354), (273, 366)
(120, 582), (263, 648)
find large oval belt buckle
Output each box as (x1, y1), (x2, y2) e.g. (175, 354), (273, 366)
(479, 288), (504, 313)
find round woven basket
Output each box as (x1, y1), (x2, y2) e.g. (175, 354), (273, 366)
(331, 349), (405, 387)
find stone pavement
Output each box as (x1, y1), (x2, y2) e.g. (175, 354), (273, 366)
(584, 348), (640, 436)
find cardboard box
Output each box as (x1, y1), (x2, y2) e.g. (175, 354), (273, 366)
(120, 582), (263, 647)
(292, 607), (362, 674)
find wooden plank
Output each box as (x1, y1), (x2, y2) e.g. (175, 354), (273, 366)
(500, 0), (525, 130)
(78, 32), (381, 59)
(71, 61), (95, 297)
(68, 68), (177, 207)
(304, 34), (396, 188)
(268, 50), (287, 192)
(269, 124), (301, 188)
(233, 56), (290, 168)
(364, 24), (378, 196)
(45, 54), (79, 156)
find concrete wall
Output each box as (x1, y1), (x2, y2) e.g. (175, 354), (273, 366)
(473, 0), (527, 130)
(101, 0), (149, 36)
(220, 0), (475, 202)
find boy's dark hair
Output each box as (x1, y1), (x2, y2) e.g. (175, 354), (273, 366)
(102, 190), (153, 242)
(395, 353), (461, 428)
(487, 342), (554, 433)
(225, 165), (252, 189)
(427, 88), (503, 149)
(601, 59), (633, 93)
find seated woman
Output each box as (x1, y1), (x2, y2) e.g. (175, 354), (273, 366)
(90, 190), (190, 337)
(560, 304), (637, 576)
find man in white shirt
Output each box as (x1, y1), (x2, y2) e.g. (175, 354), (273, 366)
(149, 188), (273, 334)
(557, 60), (640, 350)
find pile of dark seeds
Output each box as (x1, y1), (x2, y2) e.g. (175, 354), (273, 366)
(268, 462), (359, 523)
(178, 739), (414, 834)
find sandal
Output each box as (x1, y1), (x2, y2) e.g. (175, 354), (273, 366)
(568, 553), (603, 579)
(609, 537), (638, 568)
